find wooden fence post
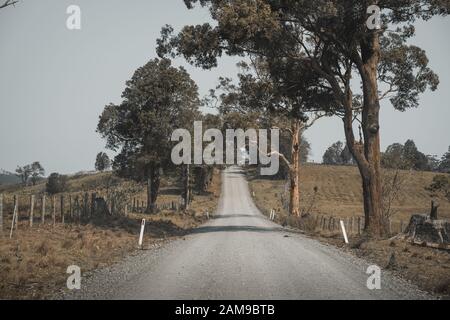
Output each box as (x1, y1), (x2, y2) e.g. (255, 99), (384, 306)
(41, 195), (46, 224)
(91, 193), (96, 217)
(349, 217), (353, 235)
(69, 195), (73, 219)
(60, 195), (65, 224)
(15, 195), (19, 230)
(0, 194), (3, 236)
(74, 195), (80, 222)
(358, 217), (362, 235)
(29, 195), (35, 228)
(52, 196), (56, 226)
(83, 193), (89, 218)
(9, 196), (18, 238)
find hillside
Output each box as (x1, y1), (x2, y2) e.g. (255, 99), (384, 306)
(0, 169), (222, 299)
(248, 164), (450, 225)
(0, 170), (20, 186)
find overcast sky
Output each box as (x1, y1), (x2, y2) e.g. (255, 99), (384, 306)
(0, 0), (449, 174)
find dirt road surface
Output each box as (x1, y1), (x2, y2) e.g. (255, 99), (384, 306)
(62, 167), (431, 300)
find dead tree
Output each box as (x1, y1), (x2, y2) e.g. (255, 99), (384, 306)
(430, 200), (439, 220)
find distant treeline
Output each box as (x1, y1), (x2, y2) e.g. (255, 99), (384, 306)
(323, 140), (450, 173)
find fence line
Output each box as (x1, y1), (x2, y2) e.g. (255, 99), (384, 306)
(269, 209), (407, 236)
(0, 191), (189, 238)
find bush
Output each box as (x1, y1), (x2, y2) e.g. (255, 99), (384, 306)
(46, 173), (68, 195)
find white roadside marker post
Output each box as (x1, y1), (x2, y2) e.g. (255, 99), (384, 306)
(206, 211), (210, 220)
(138, 219), (146, 249)
(340, 220), (349, 244)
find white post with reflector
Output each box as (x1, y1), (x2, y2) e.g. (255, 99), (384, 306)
(340, 220), (349, 244)
(138, 219), (146, 249)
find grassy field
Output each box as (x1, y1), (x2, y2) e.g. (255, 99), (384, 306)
(249, 163), (450, 226)
(248, 164), (450, 296)
(0, 169), (222, 299)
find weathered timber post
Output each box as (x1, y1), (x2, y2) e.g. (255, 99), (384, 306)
(69, 195), (73, 219)
(358, 217), (362, 235)
(60, 195), (65, 224)
(52, 196), (56, 226)
(9, 196), (18, 238)
(182, 164), (191, 211)
(430, 200), (439, 220)
(74, 195), (81, 222)
(15, 195), (19, 230)
(349, 217), (354, 235)
(29, 195), (35, 228)
(91, 193), (96, 217)
(83, 193), (89, 218)
(41, 195), (46, 224)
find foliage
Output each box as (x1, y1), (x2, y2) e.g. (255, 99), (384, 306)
(439, 146), (450, 173)
(46, 173), (68, 195)
(157, 0), (448, 235)
(97, 58), (200, 208)
(426, 175), (450, 201)
(95, 152), (111, 172)
(323, 141), (355, 165)
(15, 161), (45, 186)
(382, 140), (435, 171)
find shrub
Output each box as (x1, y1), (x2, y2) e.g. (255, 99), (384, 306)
(45, 173), (68, 195)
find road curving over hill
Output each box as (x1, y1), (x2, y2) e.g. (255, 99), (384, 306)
(63, 166), (431, 300)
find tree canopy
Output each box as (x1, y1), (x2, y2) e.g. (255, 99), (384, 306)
(97, 58), (200, 210)
(156, 0), (448, 236)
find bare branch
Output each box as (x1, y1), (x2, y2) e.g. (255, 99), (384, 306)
(0, 0), (18, 9)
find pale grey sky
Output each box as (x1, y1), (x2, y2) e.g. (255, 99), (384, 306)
(0, 0), (449, 174)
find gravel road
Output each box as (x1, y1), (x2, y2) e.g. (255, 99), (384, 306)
(61, 167), (431, 300)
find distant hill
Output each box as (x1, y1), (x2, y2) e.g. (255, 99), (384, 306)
(0, 169), (20, 185)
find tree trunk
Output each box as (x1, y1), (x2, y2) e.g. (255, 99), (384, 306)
(146, 166), (161, 213)
(289, 120), (301, 217)
(182, 164), (190, 211)
(359, 31), (388, 237)
(341, 31), (388, 237)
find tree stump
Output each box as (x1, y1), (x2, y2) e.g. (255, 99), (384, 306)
(403, 214), (449, 246)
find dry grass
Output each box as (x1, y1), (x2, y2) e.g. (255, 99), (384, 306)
(0, 169), (222, 300)
(248, 164), (450, 296)
(0, 221), (136, 299)
(248, 164), (450, 225)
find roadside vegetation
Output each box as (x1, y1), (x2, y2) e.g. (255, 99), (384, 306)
(0, 169), (222, 299)
(248, 164), (450, 296)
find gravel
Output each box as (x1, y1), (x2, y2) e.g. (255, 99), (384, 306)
(57, 167), (434, 300)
